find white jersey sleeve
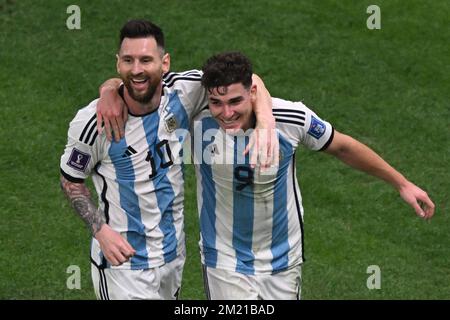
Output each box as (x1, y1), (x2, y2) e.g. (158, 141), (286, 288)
(163, 70), (208, 121)
(272, 97), (334, 151)
(60, 99), (103, 181)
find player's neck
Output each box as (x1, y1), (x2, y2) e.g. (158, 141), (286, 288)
(237, 114), (256, 132)
(123, 84), (162, 115)
(245, 114), (256, 131)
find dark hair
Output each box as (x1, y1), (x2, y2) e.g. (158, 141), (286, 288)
(201, 51), (253, 93)
(119, 19), (165, 51)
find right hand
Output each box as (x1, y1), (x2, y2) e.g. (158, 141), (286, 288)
(96, 85), (128, 142)
(94, 224), (136, 266)
(245, 127), (279, 172)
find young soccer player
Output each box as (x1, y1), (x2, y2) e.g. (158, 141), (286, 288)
(193, 51), (434, 299)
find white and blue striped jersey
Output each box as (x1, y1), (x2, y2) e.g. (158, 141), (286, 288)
(60, 70), (207, 270)
(192, 97), (334, 275)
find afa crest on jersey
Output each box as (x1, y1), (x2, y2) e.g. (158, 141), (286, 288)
(307, 115), (326, 139)
(164, 114), (177, 133)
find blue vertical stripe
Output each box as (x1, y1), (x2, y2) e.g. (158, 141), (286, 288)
(166, 92), (189, 130)
(233, 135), (255, 274)
(166, 92), (189, 215)
(271, 134), (293, 272)
(109, 138), (148, 269)
(199, 118), (219, 267)
(142, 112), (178, 263)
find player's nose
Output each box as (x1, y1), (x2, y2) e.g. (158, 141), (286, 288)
(222, 104), (234, 118)
(131, 61), (143, 75)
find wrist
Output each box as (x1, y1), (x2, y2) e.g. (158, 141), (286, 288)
(392, 174), (409, 191)
(91, 208), (106, 237)
(99, 79), (123, 96)
(255, 114), (276, 129)
(92, 222), (105, 237)
(99, 84), (117, 96)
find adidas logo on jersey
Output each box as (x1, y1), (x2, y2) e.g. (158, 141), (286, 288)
(122, 145), (137, 158)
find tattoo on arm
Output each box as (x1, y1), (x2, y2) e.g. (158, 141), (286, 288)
(60, 175), (105, 235)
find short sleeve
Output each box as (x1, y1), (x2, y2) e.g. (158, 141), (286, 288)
(272, 98), (333, 151)
(60, 101), (101, 182)
(301, 107), (334, 151)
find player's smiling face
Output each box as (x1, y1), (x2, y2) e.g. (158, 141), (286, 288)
(117, 37), (170, 104)
(208, 83), (256, 133)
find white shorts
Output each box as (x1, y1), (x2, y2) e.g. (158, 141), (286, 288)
(91, 252), (185, 300)
(203, 264), (302, 300)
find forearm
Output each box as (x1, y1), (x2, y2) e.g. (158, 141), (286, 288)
(330, 133), (436, 219)
(99, 78), (122, 96)
(331, 135), (408, 190)
(60, 175), (105, 235)
(251, 74), (274, 126)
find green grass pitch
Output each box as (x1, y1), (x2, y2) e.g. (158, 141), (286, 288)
(0, 0), (448, 299)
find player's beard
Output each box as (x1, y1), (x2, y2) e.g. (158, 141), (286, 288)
(123, 73), (161, 104)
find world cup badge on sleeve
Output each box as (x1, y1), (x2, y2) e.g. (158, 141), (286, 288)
(67, 148), (91, 172)
(307, 115), (326, 139)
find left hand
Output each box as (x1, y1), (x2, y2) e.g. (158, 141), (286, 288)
(398, 181), (435, 219)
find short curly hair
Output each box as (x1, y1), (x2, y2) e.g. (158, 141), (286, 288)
(201, 51), (253, 94)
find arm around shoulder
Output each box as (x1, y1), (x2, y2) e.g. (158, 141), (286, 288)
(247, 74), (279, 169)
(97, 77), (127, 142)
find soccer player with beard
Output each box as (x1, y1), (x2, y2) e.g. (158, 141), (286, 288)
(60, 19), (274, 300)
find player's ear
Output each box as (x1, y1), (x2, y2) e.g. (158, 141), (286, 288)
(162, 52), (170, 74)
(250, 83), (257, 103)
(116, 53), (120, 74)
